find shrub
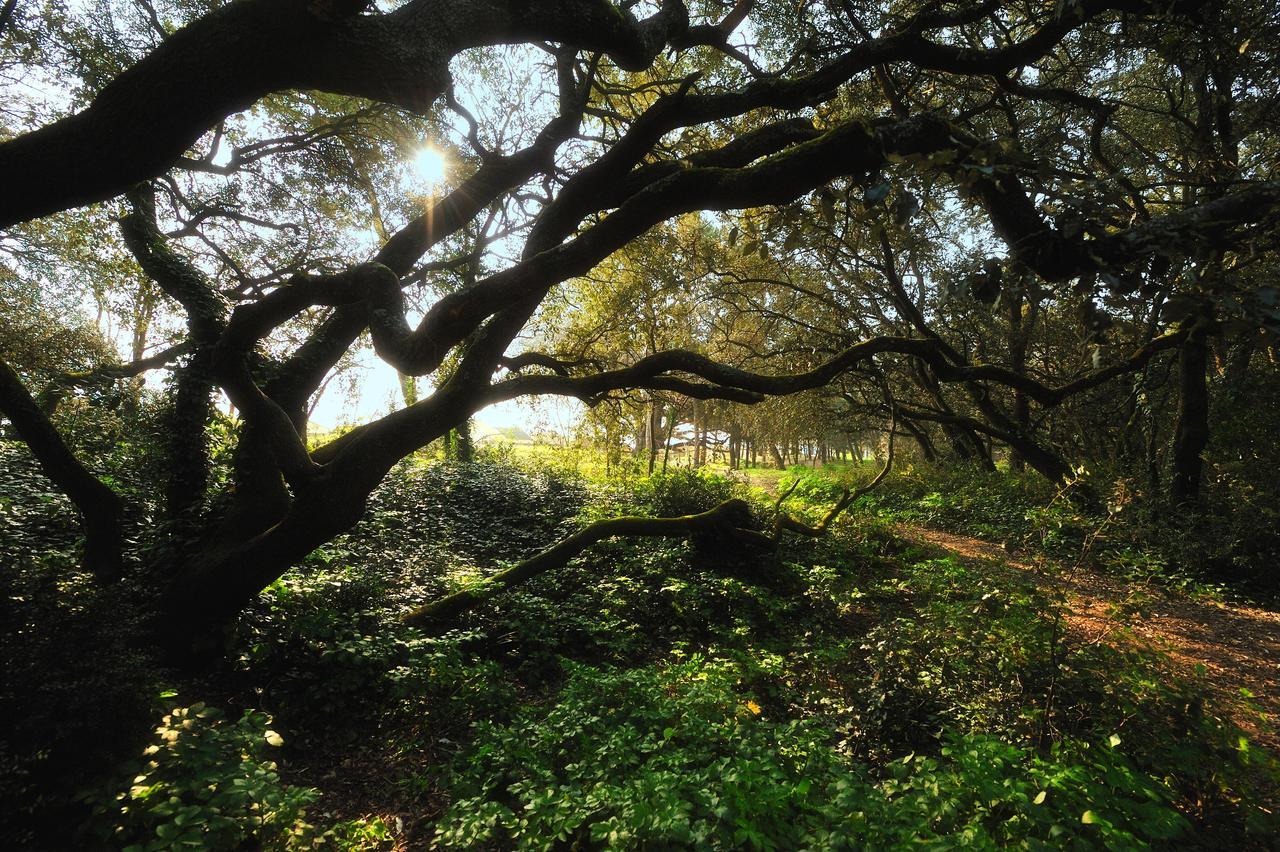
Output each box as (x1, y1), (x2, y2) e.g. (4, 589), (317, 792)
(344, 459), (590, 571)
(433, 656), (1193, 849)
(0, 550), (157, 849)
(89, 705), (317, 850)
(854, 555), (1278, 838)
(624, 468), (742, 518)
(0, 441), (81, 563)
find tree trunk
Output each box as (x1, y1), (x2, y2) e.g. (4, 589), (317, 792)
(398, 371), (418, 406)
(660, 406), (676, 474)
(900, 420), (938, 462)
(692, 400), (705, 467)
(647, 400), (659, 475)
(1006, 285), (1030, 472)
(1170, 324), (1210, 504)
(158, 484), (371, 656)
(209, 423), (292, 551)
(163, 350), (216, 529)
(1222, 330), (1256, 401)
(455, 419), (474, 462)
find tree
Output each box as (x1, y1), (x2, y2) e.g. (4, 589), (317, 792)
(1, 0), (1278, 650)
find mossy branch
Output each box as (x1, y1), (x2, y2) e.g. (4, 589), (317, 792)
(404, 419), (896, 629)
(401, 498), (766, 627)
(772, 411), (896, 539)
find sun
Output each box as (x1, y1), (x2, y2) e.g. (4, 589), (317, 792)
(412, 145), (447, 186)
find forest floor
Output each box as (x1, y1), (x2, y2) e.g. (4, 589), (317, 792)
(895, 523), (1280, 752)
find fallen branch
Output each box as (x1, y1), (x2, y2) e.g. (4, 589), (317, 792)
(403, 416), (897, 629)
(401, 498), (767, 627)
(773, 411), (896, 538)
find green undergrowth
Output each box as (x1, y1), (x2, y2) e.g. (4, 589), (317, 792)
(828, 461), (1277, 602)
(225, 461), (1280, 846)
(6, 458), (1278, 848)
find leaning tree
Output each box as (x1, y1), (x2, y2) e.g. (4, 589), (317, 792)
(1, 0), (1277, 646)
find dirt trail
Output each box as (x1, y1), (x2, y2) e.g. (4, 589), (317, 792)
(897, 524), (1280, 751)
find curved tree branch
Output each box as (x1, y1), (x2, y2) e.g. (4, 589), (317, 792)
(0, 0), (690, 227)
(0, 359), (124, 579)
(401, 498), (767, 626)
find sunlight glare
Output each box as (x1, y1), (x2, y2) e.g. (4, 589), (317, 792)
(412, 145), (447, 187)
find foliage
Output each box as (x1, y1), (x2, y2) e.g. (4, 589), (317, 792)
(5, 0), (1280, 844)
(602, 467), (746, 519)
(859, 463), (1061, 547)
(4, 458), (1278, 847)
(342, 458), (590, 568)
(88, 705), (318, 851)
(0, 440), (81, 562)
(240, 570), (515, 737)
(853, 555), (1275, 826)
(859, 460), (1280, 600)
(433, 657), (1192, 849)
(0, 546), (157, 848)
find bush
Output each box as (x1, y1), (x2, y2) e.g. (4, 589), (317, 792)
(623, 468), (743, 518)
(89, 705), (317, 851)
(341, 459), (590, 572)
(862, 463), (1062, 546)
(433, 656), (1193, 849)
(0, 551), (157, 849)
(239, 567), (516, 738)
(0, 441), (81, 563)
(853, 555), (1278, 838)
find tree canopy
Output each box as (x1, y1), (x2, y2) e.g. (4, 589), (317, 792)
(2, 0), (1278, 640)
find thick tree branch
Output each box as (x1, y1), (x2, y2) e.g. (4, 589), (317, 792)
(0, 359), (125, 579)
(263, 92), (586, 420)
(0, 0), (1180, 228)
(367, 117), (1274, 387)
(37, 343), (192, 413)
(0, 0), (692, 227)
(401, 499), (765, 626)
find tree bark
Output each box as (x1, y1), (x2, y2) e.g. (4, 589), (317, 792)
(163, 349), (217, 526)
(647, 400), (660, 475)
(0, 0), (690, 227)
(401, 498), (766, 626)
(900, 420), (938, 462)
(1006, 284), (1031, 471)
(1170, 323), (1210, 504)
(0, 359), (125, 578)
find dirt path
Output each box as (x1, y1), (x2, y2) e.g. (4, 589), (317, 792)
(897, 524), (1280, 751)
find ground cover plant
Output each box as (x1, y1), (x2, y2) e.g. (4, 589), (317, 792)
(4, 452), (1277, 848)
